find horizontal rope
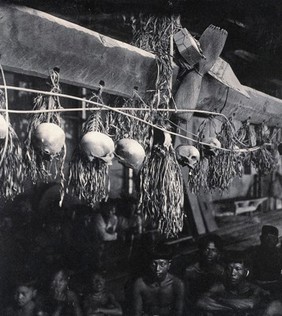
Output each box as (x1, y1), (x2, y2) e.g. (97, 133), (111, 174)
(0, 84), (261, 153)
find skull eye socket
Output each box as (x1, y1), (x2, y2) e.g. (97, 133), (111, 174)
(191, 155), (197, 161)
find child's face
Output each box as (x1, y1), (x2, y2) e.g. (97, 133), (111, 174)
(92, 274), (105, 293)
(226, 262), (247, 286)
(51, 271), (68, 293)
(15, 286), (35, 307)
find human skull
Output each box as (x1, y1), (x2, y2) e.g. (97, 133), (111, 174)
(33, 122), (65, 156)
(0, 114), (8, 139)
(204, 137), (221, 156)
(115, 138), (145, 170)
(80, 131), (114, 164)
(176, 145), (200, 169)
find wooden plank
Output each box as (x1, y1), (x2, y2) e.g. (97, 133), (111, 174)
(198, 193), (218, 232)
(186, 190), (206, 235)
(0, 4), (161, 97)
(165, 236), (193, 245)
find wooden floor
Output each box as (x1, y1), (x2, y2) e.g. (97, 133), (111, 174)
(216, 208), (282, 250)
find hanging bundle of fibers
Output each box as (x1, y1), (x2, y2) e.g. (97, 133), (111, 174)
(251, 122), (278, 175)
(131, 14), (181, 115)
(24, 68), (66, 204)
(197, 118), (232, 191)
(208, 119), (244, 189)
(132, 15), (185, 236)
(138, 130), (184, 237)
(186, 118), (212, 193)
(186, 157), (208, 193)
(110, 93), (151, 147)
(0, 90), (25, 200)
(68, 89), (114, 206)
(206, 150), (237, 191)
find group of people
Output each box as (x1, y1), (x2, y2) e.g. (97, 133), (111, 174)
(2, 191), (282, 316)
(2, 224), (282, 315)
(128, 225), (282, 316)
(3, 269), (122, 316)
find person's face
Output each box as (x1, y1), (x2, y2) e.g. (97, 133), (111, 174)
(51, 271), (68, 293)
(202, 241), (219, 264)
(226, 263), (247, 286)
(150, 259), (171, 280)
(261, 233), (278, 249)
(92, 274), (105, 293)
(15, 286), (36, 307)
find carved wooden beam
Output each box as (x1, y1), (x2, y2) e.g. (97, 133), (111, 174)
(0, 4), (162, 97)
(0, 5), (282, 127)
(198, 75), (282, 127)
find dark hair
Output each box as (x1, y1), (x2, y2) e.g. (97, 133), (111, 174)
(91, 271), (106, 279)
(100, 198), (117, 214)
(198, 234), (223, 252)
(225, 251), (248, 268)
(147, 243), (173, 261)
(15, 277), (37, 290)
(261, 225), (279, 237)
(90, 267), (107, 278)
(51, 268), (71, 282)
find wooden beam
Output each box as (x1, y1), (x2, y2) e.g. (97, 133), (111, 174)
(1, 4), (281, 127)
(0, 5), (161, 97)
(208, 58), (249, 98)
(197, 75), (282, 127)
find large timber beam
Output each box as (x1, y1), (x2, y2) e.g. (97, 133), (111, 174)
(0, 5), (160, 97)
(0, 5), (282, 126)
(198, 75), (282, 127)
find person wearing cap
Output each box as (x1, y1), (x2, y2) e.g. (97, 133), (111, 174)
(196, 252), (269, 316)
(184, 234), (225, 315)
(247, 225), (282, 295)
(131, 245), (184, 316)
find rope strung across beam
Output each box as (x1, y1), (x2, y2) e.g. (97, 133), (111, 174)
(0, 65), (9, 167)
(0, 84), (263, 153)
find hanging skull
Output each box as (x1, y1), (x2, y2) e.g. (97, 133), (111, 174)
(33, 122), (65, 156)
(203, 137), (221, 156)
(115, 138), (145, 170)
(176, 145), (200, 169)
(232, 145), (244, 174)
(80, 131), (115, 164)
(0, 114), (8, 139)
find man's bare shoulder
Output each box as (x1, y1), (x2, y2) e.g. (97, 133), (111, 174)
(133, 277), (147, 289)
(168, 273), (183, 283)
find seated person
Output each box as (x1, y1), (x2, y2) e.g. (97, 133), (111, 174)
(247, 225), (282, 295)
(262, 300), (282, 316)
(83, 271), (122, 316)
(44, 269), (83, 316)
(184, 234), (225, 314)
(92, 200), (118, 269)
(93, 200), (118, 241)
(131, 244), (184, 316)
(3, 277), (41, 316)
(197, 252), (270, 316)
